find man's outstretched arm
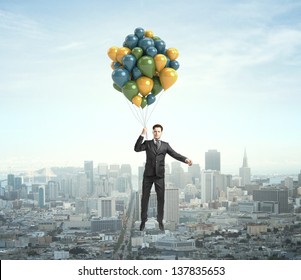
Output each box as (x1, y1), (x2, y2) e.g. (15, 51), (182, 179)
(167, 144), (193, 166)
(134, 127), (147, 152)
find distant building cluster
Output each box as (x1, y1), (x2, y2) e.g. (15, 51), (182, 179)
(1, 150), (301, 260)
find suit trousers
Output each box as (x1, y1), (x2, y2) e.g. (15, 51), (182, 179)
(141, 176), (165, 223)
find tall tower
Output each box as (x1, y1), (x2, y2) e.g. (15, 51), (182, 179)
(38, 185), (45, 208)
(201, 170), (219, 203)
(84, 161), (94, 196)
(239, 149), (251, 186)
(164, 187), (179, 223)
(171, 161), (185, 189)
(205, 150), (220, 171)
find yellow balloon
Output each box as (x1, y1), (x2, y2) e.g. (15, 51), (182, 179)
(154, 54), (167, 72)
(132, 95), (142, 107)
(116, 47), (131, 64)
(110, 62), (115, 70)
(107, 46), (119, 62)
(166, 48), (179, 61)
(145, 30), (154, 38)
(159, 68), (178, 90)
(136, 76), (154, 96)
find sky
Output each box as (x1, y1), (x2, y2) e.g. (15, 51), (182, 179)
(0, 0), (301, 176)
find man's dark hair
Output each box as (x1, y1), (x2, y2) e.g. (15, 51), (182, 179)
(153, 124), (163, 131)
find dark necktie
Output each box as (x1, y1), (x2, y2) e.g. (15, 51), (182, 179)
(155, 140), (160, 150)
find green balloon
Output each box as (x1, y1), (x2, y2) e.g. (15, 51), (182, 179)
(113, 83), (122, 92)
(141, 97), (147, 109)
(151, 77), (163, 96)
(131, 47), (143, 60)
(137, 56), (155, 78)
(122, 81), (139, 102)
(153, 36), (161, 41)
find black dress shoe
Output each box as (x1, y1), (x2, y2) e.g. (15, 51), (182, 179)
(140, 221), (146, 231)
(158, 221), (164, 231)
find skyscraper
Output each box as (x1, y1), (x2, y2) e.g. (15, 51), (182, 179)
(38, 185), (45, 208)
(84, 161), (94, 195)
(239, 148), (251, 186)
(164, 187), (179, 223)
(171, 161), (185, 189)
(205, 150), (220, 171)
(201, 170), (219, 203)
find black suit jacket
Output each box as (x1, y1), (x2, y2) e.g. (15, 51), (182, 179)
(134, 135), (187, 178)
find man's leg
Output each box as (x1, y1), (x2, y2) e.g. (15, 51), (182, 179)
(154, 177), (165, 223)
(141, 177), (154, 222)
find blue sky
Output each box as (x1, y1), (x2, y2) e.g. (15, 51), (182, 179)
(1, 0), (301, 175)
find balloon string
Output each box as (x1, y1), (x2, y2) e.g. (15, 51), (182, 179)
(146, 91), (164, 124)
(124, 97), (144, 126)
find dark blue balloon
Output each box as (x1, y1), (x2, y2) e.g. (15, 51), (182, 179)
(132, 67), (142, 80)
(112, 68), (130, 88)
(124, 34), (139, 49)
(146, 46), (158, 57)
(138, 38), (154, 52)
(147, 93), (156, 105)
(122, 54), (136, 72)
(134, 27), (145, 39)
(113, 62), (122, 69)
(170, 60), (180, 70)
(154, 40), (166, 54)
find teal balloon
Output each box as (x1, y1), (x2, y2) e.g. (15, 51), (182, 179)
(151, 77), (163, 96)
(132, 66), (142, 80)
(137, 56), (155, 78)
(154, 40), (166, 54)
(131, 47), (143, 60)
(113, 83), (122, 92)
(124, 34), (138, 49)
(147, 93), (156, 105)
(122, 54), (136, 72)
(113, 62), (122, 69)
(146, 46), (158, 57)
(141, 97), (147, 109)
(122, 81), (139, 102)
(170, 60), (180, 70)
(134, 27), (145, 39)
(112, 68), (130, 88)
(138, 38), (154, 52)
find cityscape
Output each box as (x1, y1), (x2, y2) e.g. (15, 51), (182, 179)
(1, 149), (301, 260)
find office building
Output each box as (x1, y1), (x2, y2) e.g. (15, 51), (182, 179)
(38, 185), (45, 208)
(201, 170), (219, 203)
(84, 161), (94, 195)
(171, 161), (185, 189)
(164, 187), (179, 223)
(205, 150), (220, 171)
(98, 197), (116, 218)
(253, 188), (288, 213)
(239, 149), (251, 186)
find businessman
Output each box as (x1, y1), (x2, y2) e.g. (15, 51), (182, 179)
(134, 124), (192, 231)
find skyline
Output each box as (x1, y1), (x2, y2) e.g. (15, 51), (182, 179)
(1, 1), (301, 175)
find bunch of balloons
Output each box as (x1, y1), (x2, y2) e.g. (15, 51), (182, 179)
(107, 27), (180, 109)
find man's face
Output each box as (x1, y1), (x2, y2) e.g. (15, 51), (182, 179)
(153, 127), (162, 140)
